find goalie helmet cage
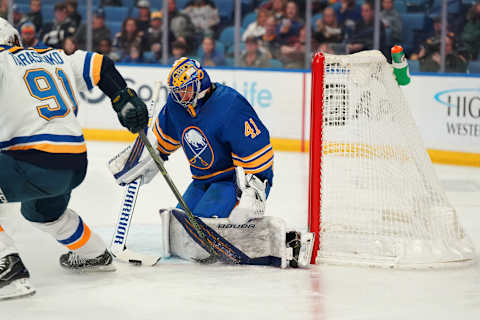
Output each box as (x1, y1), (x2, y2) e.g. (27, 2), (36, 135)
(308, 50), (476, 269)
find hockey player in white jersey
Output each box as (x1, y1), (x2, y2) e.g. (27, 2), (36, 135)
(0, 18), (148, 300)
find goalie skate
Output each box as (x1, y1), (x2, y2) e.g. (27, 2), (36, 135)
(286, 232), (315, 268)
(59, 250), (116, 272)
(0, 254), (35, 300)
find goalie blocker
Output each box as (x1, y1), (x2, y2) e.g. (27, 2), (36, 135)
(159, 208), (314, 268)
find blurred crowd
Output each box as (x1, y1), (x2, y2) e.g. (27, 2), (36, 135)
(1, 0), (480, 72)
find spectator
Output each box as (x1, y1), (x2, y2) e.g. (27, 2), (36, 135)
(168, 39), (188, 65)
(120, 45), (146, 63)
(314, 6), (345, 53)
(25, 0), (43, 34)
(168, 0), (196, 45)
(12, 4), (28, 29)
(240, 36), (271, 68)
(259, 16), (282, 59)
(0, 0), (7, 20)
(380, 0), (402, 46)
(277, 1), (303, 44)
(346, 1), (386, 55)
(420, 16), (451, 45)
(62, 36), (78, 55)
(98, 38), (120, 61)
(113, 17), (146, 60)
(318, 42), (336, 54)
(462, 2), (480, 60)
(74, 8), (111, 52)
(136, 0), (151, 33)
(419, 35), (468, 73)
(66, 0), (81, 29)
(261, 0), (287, 22)
(146, 10), (166, 62)
(101, 0), (123, 6)
(20, 21), (47, 48)
(199, 36), (225, 66)
(335, 0), (362, 36)
(280, 25), (306, 69)
(242, 8), (271, 42)
(412, 16), (452, 60)
(42, 3), (77, 49)
(181, 0), (220, 38)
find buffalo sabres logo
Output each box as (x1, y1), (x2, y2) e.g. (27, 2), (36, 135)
(182, 126), (214, 169)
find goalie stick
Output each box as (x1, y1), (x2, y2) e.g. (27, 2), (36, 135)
(138, 130), (219, 264)
(109, 81), (163, 266)
(110, 176), (160, 266)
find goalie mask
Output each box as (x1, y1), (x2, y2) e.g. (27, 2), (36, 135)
(0, 18), (22, 47)
(167, 57), (211, 118)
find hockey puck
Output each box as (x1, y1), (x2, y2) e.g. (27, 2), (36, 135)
(129, 259), (142, 266)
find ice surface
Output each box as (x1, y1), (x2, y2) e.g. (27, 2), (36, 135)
(1, 141), (479, 320)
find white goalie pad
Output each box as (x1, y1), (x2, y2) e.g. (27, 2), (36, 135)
(159, 208), (291, 268)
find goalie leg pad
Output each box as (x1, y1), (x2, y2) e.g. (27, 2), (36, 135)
(165, 208), (290, 267)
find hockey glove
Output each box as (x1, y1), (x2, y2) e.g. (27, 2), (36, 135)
(112, 88), (148, 133)
(229, 167), (267, 225)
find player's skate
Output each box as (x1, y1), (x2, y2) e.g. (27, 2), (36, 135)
(286, 231), (315, 268)
(0, 253), (35, 300)
(59, 250), (116, 272)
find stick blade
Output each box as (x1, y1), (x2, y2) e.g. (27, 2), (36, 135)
(113, 248), (161, 267)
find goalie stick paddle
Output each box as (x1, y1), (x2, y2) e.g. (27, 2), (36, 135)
(110, 176), (161, 266)
(110, 80), (164, 267)
(138, 130), (218, 264)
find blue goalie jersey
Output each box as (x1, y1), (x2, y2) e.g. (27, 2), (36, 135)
(153, 83), (274, 187)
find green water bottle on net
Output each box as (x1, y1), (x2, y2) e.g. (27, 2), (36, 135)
(391, 45), (411, 86)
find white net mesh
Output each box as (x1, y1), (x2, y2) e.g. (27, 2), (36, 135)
(315, 51), (476, 268)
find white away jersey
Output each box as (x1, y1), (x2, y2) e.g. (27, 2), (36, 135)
(0, 45), (104, 169)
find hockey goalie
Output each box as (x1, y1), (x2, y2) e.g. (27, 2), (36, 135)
(108, 58), (315, 268)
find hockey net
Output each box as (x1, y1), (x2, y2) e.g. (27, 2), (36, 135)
(308, 51), (476, 268)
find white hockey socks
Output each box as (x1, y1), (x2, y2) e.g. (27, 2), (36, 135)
(0, 225), (18, 258)
(31, 208), (106, 259)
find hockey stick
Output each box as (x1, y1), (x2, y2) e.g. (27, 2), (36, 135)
(109, 81), (163, 266)
(138, 130), (218, 264)
(110, 177), (161, 266)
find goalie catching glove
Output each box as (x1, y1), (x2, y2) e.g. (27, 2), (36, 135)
(228, 167), (268, 225)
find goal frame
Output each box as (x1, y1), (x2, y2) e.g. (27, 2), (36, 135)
(307, 51), (475, 268)
(308, 53), (325, 264)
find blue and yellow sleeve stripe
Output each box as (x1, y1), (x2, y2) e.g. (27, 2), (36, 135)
(153, 118), (181, 155)
(232, 144), (274, 174)
(83, 52), (103, 90)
